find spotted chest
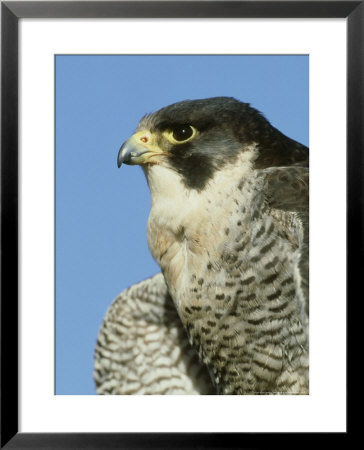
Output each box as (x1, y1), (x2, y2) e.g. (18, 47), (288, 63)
(145, 162), (308, 394)
(177, 201), (308, 392)
(145, 150), (257, 300)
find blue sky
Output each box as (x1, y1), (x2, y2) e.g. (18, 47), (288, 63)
(55, 55), (308, 395)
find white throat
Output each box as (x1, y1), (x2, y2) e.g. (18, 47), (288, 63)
(144, 145), (258, 300)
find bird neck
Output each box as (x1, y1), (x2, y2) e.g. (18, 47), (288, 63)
(145, 162), (309, 394)
(144, 154), (257, 301)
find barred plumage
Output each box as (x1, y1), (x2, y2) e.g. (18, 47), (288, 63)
(95, 97), (309, 395)
(94, 274), (214, 394)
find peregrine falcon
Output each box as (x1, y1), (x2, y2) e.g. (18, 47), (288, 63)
(94, 97), (309, 395)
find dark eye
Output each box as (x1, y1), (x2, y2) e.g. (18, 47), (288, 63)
(172, 125), (194, 142)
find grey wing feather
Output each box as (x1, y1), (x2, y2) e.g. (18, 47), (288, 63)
(94, 273), (214, 394)
(262, 166), (309, 318)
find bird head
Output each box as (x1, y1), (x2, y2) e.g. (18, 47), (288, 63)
(118, 97), (308, 191)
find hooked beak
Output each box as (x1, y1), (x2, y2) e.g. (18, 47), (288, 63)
(117, 131), (166, 168)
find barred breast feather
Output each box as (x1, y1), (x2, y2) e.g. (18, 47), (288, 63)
(96, 96), (309, 395)
(94, 273), (214, 395)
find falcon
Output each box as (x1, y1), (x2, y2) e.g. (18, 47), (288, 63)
(94, 97), (309, 395)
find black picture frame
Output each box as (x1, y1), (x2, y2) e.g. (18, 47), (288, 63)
(1, 1), (357, 448)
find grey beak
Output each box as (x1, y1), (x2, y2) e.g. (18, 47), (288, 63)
(117, 138), (148, 168)
(117, 140), (132, 167)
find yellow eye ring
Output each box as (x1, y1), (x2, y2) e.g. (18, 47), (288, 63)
(164, 125), (197, 144)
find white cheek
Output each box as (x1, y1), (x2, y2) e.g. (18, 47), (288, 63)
(144, 144), (257, 222)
